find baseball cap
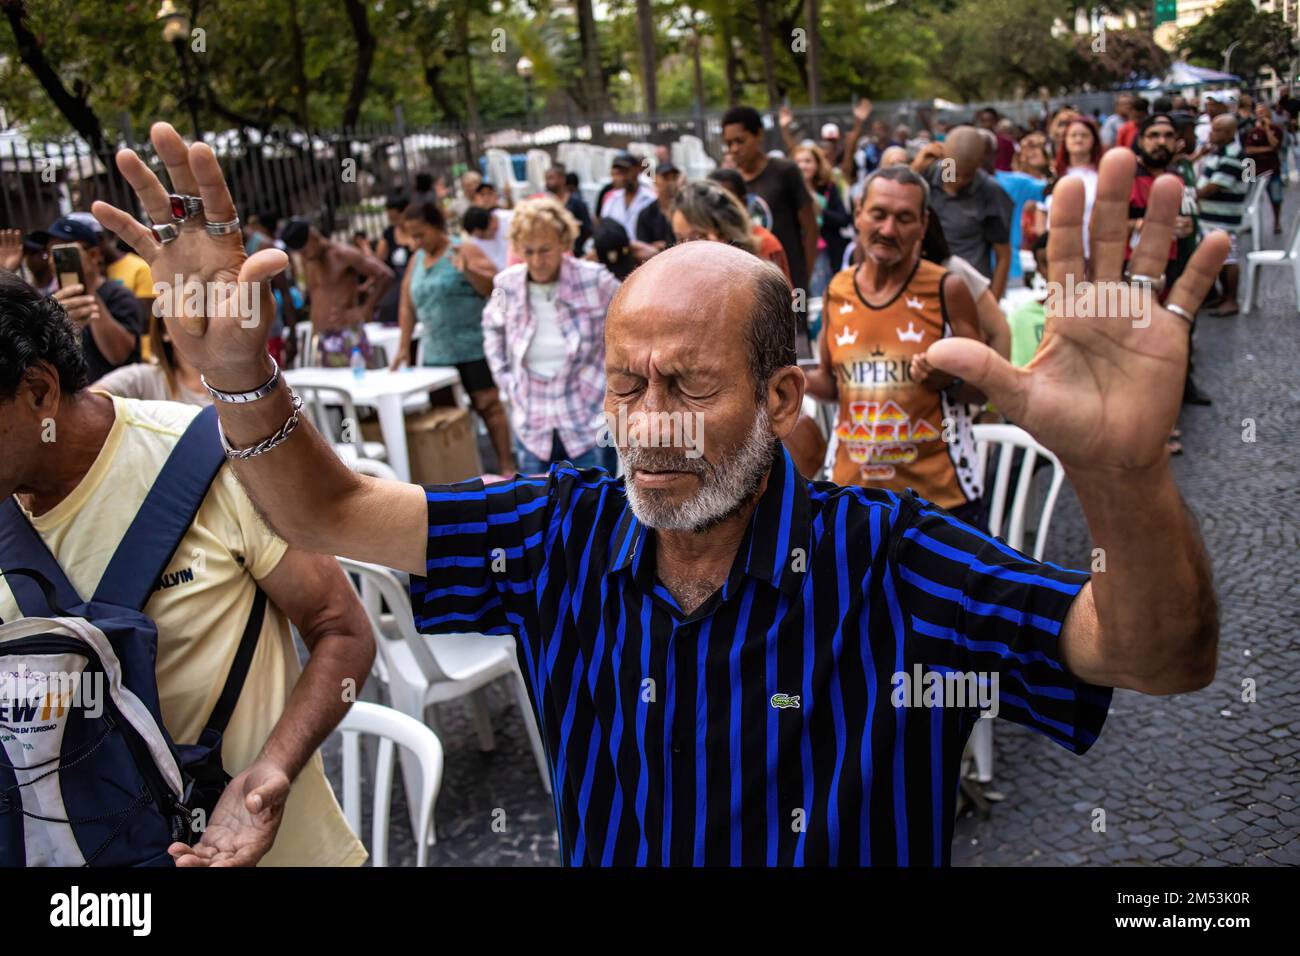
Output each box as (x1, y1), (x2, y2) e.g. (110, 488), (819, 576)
(821, 122), (841, 140)
(1206, 91), (1237, 105)
(654, 161), (681, 176)
(611, 152), (643, 170)
(23, 229), (53, 253)
(47, 215), (101, 246)
(592, 219), (635, 280)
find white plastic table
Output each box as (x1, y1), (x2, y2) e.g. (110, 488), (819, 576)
(285, 365), (462, 482)
(364, 322), (422, 366)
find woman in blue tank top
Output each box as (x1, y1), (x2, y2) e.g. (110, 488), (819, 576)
(392, 201), (515, 472)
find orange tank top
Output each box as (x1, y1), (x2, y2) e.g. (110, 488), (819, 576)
(823, 259), (981, 509)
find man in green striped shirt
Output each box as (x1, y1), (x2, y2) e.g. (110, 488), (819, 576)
(1196, 115), (1247, 316)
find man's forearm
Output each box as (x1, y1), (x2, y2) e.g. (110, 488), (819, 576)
(990, 245), (1010, 301)
(88, 301), (136, 364)
(210, 360), (365, 552)
(257, 614), (374, 781)
(1071, 463), (1218, 694)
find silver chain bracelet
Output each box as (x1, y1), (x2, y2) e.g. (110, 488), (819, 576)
(217, 389), (304, 460)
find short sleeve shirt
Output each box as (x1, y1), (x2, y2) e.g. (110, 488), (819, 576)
(925, 167), (1013, 278)
(409, 448), (1110, 865)
(745, 157), (813, 290)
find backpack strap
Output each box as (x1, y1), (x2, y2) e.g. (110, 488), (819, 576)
(0, 497), (82, 618)
(206, 586), (267, 736)
(92, 405), (226, 611)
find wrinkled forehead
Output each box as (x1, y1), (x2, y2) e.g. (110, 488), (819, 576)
(606, 265), (753, 377)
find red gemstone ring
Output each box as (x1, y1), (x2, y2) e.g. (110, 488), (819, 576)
(168, 193), (204, 221)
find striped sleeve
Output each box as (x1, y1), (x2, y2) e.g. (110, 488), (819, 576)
(408, 474), (554, 636)
(891, 496), (1112, 755)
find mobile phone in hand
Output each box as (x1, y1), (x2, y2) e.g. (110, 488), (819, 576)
(51, 242), (86, 290)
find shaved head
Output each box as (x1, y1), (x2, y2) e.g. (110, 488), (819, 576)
(944, 126), (986, 177)
(1210, 113), (1238, 145)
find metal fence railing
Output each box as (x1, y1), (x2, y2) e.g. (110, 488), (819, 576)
(2, 94), (1122, 240)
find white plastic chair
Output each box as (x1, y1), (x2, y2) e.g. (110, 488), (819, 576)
(525, 148), (552, 195)
(485, 148), (528, 204)
(297, 384), (388, 463)
(337, 557), (552, 833)
(966, 424), (1066, 785)
(337, 701), (443, 866)
(1237, 171), (1272, 255)
(292, 322), (316, 369)
(1241, 208), (1300, 314)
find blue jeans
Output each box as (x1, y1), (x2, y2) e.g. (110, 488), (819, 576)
(513, 432), (616, 475)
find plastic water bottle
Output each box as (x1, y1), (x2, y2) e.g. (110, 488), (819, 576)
(350, 346), (365, 381)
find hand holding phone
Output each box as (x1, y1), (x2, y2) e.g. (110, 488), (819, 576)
(51, 242), (86, 291)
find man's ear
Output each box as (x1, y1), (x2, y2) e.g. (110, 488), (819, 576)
(766, 365), (807, 441)
(22, 363), (61, 416)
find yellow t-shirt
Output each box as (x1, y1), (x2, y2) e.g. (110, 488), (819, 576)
(106, 253), (156, 300)
(0, 394), (365, 867)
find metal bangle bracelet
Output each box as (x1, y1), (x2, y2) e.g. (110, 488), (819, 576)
(1166, 302), (1195, 323)
(204, 216), (241, 236)
(218, 390), (304, 461)
(202, 355), (281, 404)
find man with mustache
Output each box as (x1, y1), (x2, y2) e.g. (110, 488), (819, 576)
(94, 123), (1227, 866)
(804, 165), (989, 530)
(1129, 114), (1209, 414)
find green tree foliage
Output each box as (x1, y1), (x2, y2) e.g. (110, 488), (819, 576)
(1180, 0), (1298, 83)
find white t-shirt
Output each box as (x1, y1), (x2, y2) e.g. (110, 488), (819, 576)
(471, 210), (514, 271)
(1044, 166), (1098, 251)
(600, 184), (657, 237)
(94, 362), (209, 407)
(942, 255), (992, 303)
(524, 281), (567, 378)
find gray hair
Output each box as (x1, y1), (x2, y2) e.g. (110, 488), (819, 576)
(746, 264), (798, 404)
(861, 164), (931, 215)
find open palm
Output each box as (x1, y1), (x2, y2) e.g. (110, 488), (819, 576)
(91, 122), (285, 385)
(168, 761), (290, 868)
(928, 148), (1229, 475)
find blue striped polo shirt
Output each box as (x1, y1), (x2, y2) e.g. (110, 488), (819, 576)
(409, 446), (1111, 865)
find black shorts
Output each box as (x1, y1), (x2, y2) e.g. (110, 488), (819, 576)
(454, 358), (496, 394)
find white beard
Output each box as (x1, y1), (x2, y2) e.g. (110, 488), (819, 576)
(620, 406), (775, 533)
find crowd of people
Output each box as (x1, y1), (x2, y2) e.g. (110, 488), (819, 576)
(0, 82), (1253, 866)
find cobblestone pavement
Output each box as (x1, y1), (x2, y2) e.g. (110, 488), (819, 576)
(321, 196), (1300, 867)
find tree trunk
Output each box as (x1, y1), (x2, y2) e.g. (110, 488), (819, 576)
(722, 12), (740, 105)
(636, 0), (657, 118)
(805, 0), (821, 107)
(755, 0), (780, 110)
(287, 0), (310, 127)
(2, 0), (108, 152)
(457, 1), (481, 169)
(342, 0), (376, 131)
(576, 0), (605, 139)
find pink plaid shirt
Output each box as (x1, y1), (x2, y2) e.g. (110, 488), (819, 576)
(482, 257), (620, 460)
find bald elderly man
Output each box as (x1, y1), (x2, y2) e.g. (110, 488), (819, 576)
(95, 123), (1229, 867)
(913, 125), (1015, 299)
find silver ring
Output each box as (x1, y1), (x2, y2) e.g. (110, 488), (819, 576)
(151, 221), (181, 244)
(204, 216), (241, 236)
(1129, 273), (1161, 285)
(168, 193), (204, 222)
(1166, 303), (1194, 323)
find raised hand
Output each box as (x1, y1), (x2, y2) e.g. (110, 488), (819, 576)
(853, 98), (873, 124)
(925, 148), (1229, 476)
(0, 228), (23, 273)
(167, 760), (290, 867)
(91, 122), (288, 391)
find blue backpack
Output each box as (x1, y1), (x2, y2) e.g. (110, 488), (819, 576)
(0, 405), (265, 866)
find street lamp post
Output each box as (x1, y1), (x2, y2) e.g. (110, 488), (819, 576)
(157, 1), (202, 142)
(1222, 40), (1242, 77)
(516, 56), (535, 130)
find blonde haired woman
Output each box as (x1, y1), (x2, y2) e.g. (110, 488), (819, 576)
(482, 195), (621, 473)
